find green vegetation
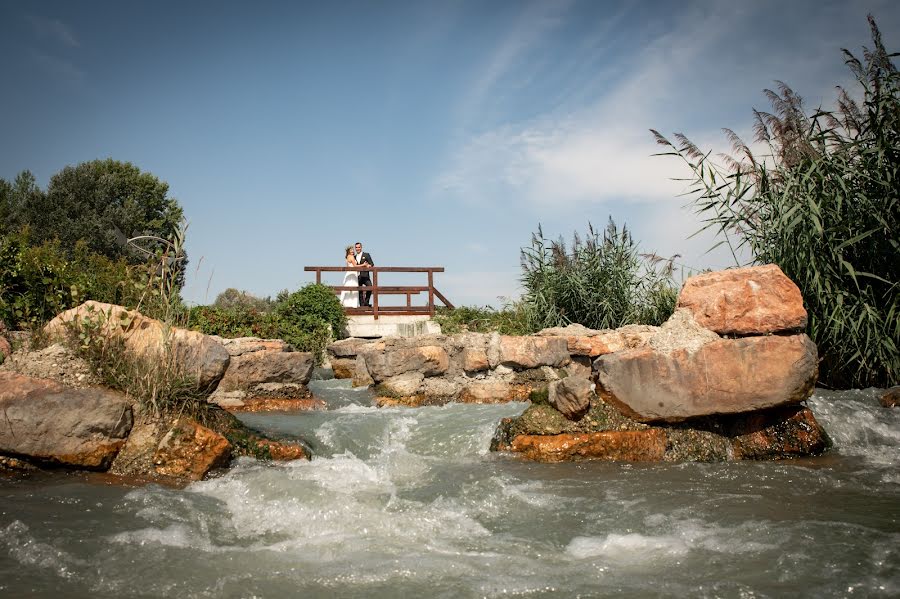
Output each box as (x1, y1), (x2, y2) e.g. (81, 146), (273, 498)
(519, 219), (678, 331)
(433, 305), (531, 335)
(652, 16), (898, 388)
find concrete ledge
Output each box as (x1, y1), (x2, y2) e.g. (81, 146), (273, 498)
(346, 315), (442, 338)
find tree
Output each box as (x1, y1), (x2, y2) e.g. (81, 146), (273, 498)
(10, 159), (184, 264)
(0, 171), (42, 236)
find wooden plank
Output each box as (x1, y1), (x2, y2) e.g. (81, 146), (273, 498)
(304, 266), (445, 273)
(433, 288), (455, 310)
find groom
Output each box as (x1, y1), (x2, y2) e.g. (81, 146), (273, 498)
(354, 242), (374, 307)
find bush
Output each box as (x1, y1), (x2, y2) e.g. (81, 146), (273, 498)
(212, 288), (273, 312)
(275, 283), (347, 340)
(188, 306), (279, 339)
(519, 219), (678, 332)
(652, 16), (898, 388)
(433, 304), (531, 335)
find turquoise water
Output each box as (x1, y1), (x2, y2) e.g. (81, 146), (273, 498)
(1, 381), (898, 598)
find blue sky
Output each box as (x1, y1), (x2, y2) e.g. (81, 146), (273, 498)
(2, 0), (898, 307)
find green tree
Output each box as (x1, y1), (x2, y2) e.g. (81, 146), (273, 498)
(0, 171), (42, 236)
(652, 16), (898, 388)
(10, 159), (184, 264)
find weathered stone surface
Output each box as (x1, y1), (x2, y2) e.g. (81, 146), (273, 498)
(212, 336), (288, 356)
(217, 350), (314, 391)
(0, 336), (10, 361)
(0, 372), (132, 469)
(648, 309), (719, 354)
(458, 381), (531, 404)
(499, 336), (570, 369)
(462, 348), (490, 372)
(227, 397), (326, 412)
(352, 355), (375, 387)
(208, 389), (247, 408)
(595, 334), (818, 422)
(677, 264), (807, 335)
(45, 301), (230, 390)
(548, 377), (593, 421)
(257, 439), (309, 460)
(0, 343), (100, 388)
(361, 345), (449, 382)
(379, 372), (425, 396)
(327, 337), (382, 358)
(880, 387), (900, 408)
(508, 430), (667, 462)
(153, 418), (231, 481)
(537, 324), (657, 357)
(565, 356), (592, 379)
(330, 357), (356, 379)
(730, 406), (830, 459)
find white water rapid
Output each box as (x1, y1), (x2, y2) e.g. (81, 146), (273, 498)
(1, 380), (898, 598)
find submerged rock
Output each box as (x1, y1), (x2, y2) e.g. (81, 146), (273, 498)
(153, 417), (231, 481)
(880, 387), (899, 408)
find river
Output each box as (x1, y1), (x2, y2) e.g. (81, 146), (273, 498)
(1, 379), (898, 598)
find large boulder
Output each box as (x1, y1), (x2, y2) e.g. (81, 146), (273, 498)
(216, 350), (314, 392)
(499, 336), (570, 369)
(45, 301), (230, 390)
(360, 345), (449, 382)
(0, 372), (133, 469)
(677, 264), (807, 335)
(595, 334), (818, 422)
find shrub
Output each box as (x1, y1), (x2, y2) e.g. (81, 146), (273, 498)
(519, 219), (678, 332)
(275, 283), (347, 341)
(433, 304), (531, 335)
(188, 306), (279, 339)
(212, 288), (273, 312)
(652, 16), (898, 388)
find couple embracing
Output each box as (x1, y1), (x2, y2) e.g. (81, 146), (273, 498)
(340, 242), (374, 308)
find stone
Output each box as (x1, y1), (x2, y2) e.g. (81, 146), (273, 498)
(508, 430), (667, 462)
(330, 357), (356, 379)
(0, 343), (100, 388)
(548, 377), (594, 421)
(729, 406), (830, 459)
(595, 334), (818, 422)
(207, 389), (247, 408)
(153, 418), (231, 481)
(0, 336), (10, 361)
(216, 350), (314, 391)
(327, 337), (381, 358)
(880, 387), (900, 408)
(0, 372), (133, 469)
(537, 324), (657, 357)
(45, 301), (230, 390)
(360, 345), (449, 382)
(226, 397), (326, 412)
(212, 337), (288, 356)
(256, 439), (309, 460)
(499, 336), (570, 369)
(462, 348), (490, 372)
(420, 377), (461, 399)
(379, 372), (425, 396)
(648, 309), (720, 354)
(677, 264), (807, 335)
(352, 355), (375, 388)
(565, 356), (592, 379)
(458, 381), (531, 404)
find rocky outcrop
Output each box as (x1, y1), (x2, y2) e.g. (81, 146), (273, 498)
(152, 417), (231, 481)
(327, 337), (381, 379)
(45, 301), (230, 390)
(676, 264), (807, 335)
(216, 350), (314, 391)
(0, 372), (132, 469)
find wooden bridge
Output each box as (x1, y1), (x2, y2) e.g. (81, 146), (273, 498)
(304, 266), (454, 319)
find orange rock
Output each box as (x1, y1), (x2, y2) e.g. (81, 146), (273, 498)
(677, 264), (807, 335)
(0, 336), (11, 360)
(226, 397), (326, 412)
(462, 347), (490, 372)
(880, 387), (899, 408)
(153, 418), (231, 481)
(256, 439), (309, 460)
(331, 357), (356, 379)
(458, 381), (532, 404)
(731, 406), (830, 459)
(509, 430), (667, 462)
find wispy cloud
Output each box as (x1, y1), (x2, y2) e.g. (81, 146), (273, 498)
(30, 50), (86, 84)
(27, 14), (80, 48)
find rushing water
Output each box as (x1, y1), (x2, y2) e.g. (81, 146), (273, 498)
(1, 380), (898, 598)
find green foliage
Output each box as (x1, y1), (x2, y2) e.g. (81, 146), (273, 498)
(519, 218), (678, 332)
(212, 288), (273, 312)
(433, 304), (531, 335)
(188, 306), (279, 339)
(275, 283), (347, 340)
(652, 16), (898, 388)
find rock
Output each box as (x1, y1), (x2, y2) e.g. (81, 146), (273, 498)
(537, 324), (657, 357)
(379, 372), (425, 396)
(648, 309), (720, 354)
(729, 406), (830, 459)
(216, 350), (314, 391)
(360, 345), (449, 382)
(0, 343), (100, 388)
(212, 337), (288, 356)
(508, 430), (668, 462)
(226, 397), (326, 412)
(548, 377), (594, 421)
(565, 356), (592, 379)
(330, 357), (356, 379)
(677, 264), (807, 335)
(153, 418), (231, 481)
(352, 355), (375, 387)
(45, 301), (230, 390)
(595, 334), (818, 422)
(458, 381), (531, 404)
(327, 337), (381, 358)
(462, 348), (490, 372)
(0, 372), (133, 469)
(880, 387), (900, 408)
(499, 336), (570, 369)
(420, 377), (461, 399)
(207, 389), (247, 409)
(255, 439), (309, 460)
(0, 336), (10, 361)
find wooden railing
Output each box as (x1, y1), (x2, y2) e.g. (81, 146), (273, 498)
(304, 266), (454, 319)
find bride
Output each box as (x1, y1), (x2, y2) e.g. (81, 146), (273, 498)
(339, 246), (359, 308)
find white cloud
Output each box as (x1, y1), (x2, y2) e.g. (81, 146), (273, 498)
(27, 14), (80, 47)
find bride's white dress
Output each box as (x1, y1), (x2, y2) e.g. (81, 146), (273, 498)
(340, 270), (359, 308)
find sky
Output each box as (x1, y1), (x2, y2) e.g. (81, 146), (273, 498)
(2, 0), (898, 308)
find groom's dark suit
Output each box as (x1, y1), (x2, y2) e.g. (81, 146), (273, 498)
(356, 251), (374, 307)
